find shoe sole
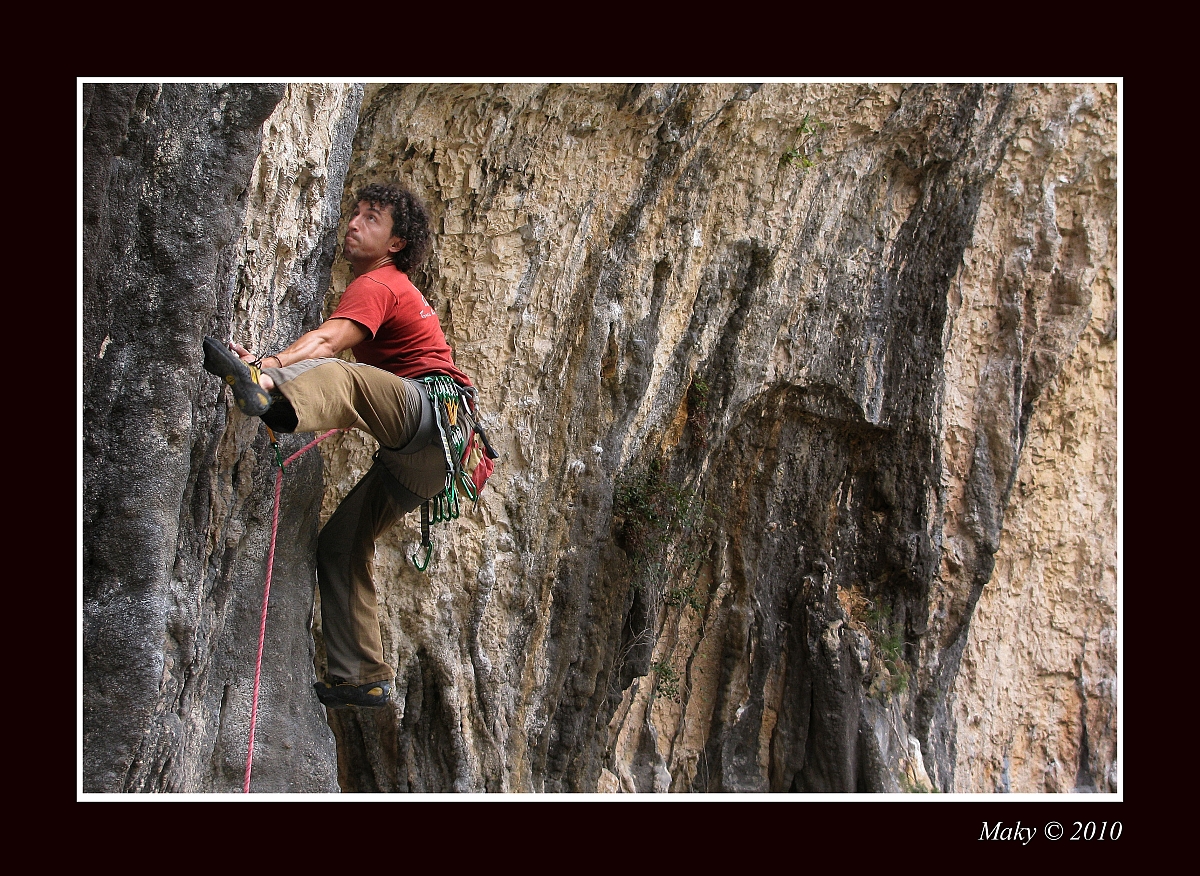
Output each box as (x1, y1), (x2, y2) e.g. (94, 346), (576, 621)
(203, 338), (271, 416)
(313, 681), (391, 708)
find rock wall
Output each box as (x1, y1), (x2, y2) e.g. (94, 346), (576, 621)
(82, 81), (1118, 794)
(83, 82), (362, 792)
(316, 82), (1118, 793)
(945, 91), (1118, 790)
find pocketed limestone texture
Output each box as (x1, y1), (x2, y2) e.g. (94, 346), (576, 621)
(82, 82), (1117, 794)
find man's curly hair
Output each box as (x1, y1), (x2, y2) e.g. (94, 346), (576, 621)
(354, 183), (432, 273)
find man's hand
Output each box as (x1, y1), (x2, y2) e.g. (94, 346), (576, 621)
(230, 341), (257, 364)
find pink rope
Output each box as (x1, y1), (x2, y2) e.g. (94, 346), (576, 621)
(243, 428), (344, 793)
(283, 429), (346, 467)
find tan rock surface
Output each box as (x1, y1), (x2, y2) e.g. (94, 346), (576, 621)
(312, 83), (1118, 792)
(937, 84), (1118, 792)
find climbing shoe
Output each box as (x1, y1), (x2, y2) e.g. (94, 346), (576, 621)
(202, 337), (271, 417)
(313, 677), (392, 708)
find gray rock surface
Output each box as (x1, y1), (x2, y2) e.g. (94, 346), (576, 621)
(83, 82), (361, 792)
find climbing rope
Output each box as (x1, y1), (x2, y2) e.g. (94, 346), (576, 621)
(243, 426), (345, 793)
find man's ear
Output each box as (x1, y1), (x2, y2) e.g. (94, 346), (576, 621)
(390, 237), (407, 253)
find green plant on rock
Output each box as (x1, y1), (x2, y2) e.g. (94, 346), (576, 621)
(877, 621), (910, 696)
(651, 660), (682, 703)
(865, 602), (890, 629)
(879, 627), (903, 665)
(613, 456), (693, 563)
(899, 771), (938, 793)
(613, 451), (714, 623)
(780, 113), (830, 170)
(855, 598), (911, 700)
(686, 376), (711, 448)
(664, 579), (707, 613)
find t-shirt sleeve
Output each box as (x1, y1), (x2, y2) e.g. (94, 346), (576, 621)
(329, 276), (394, 339)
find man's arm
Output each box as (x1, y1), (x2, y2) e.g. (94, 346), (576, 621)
(233, 317), (368, 368)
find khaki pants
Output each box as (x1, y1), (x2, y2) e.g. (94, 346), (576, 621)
(265, 359), (447, 684)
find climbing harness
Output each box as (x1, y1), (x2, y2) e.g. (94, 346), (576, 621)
(411, 375), (498, 571)
(243, 425), (346, 794)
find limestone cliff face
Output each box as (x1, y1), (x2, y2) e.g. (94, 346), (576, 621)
(945, 105), (1118, 791)
(83, 82), (360, 791)
(82, 81), (1117, 794)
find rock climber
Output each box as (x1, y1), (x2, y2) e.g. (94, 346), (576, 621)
(203, 182), (482, 709)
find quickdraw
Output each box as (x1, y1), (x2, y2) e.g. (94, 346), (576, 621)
(411, 375), (498, 570)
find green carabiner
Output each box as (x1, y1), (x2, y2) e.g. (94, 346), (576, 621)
(458, 470), (478, 503)
(265, 426), (285, 469)
(411, 539), (433, 571)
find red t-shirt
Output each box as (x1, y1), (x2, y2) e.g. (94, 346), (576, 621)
(330, 265), (472, 386)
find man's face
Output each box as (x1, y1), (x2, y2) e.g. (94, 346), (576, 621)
(343, 200), (404, 268)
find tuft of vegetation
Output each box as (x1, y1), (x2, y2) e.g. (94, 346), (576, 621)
(880, 629), (909, 696)
(664, 579), (706, 613)
(613, 456), (694, 564)
(686, 376), (711, 448)
(846, 593), (911, 700)
(612, 453), (714, 704)
(651, 660), (682, 702)
(780, 113), (830, 170)
(899, 771), (939, 794)
(613, 452), (712, 616)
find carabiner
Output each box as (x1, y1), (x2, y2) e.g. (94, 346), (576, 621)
(411, 539), (434, 572)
